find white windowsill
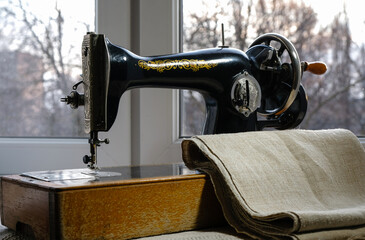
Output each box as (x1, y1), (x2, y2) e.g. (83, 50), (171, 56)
(0, 137), (87, 145)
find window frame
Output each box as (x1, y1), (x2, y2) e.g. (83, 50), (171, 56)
(128, 0), (182, 166)
(1, 0), (364, 175)
(0, 0), (182, 174)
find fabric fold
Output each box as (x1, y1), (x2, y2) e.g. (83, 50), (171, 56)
(181, 129), (365, 239)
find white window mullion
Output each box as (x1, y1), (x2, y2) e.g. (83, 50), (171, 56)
(132, 0), (182, 166)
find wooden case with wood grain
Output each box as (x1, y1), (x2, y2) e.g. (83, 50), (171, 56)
(0, 164), (226, 240)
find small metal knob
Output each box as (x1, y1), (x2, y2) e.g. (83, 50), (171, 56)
(60, 91), (84, 109)
(83, 155), (91, 164)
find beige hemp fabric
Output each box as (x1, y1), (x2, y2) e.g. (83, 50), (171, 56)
(182, 129), (365, 240)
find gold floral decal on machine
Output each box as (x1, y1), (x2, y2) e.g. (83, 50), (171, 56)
(138, 59), (218, 73)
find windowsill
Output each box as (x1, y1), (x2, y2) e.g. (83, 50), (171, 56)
(0, 137), (87, 145)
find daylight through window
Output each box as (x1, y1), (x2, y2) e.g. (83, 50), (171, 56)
(0, 0), (94, 137)
(181, 0), (365, 136)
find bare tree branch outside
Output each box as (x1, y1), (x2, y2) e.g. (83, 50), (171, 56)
(0, 0), (94, 137)
(0, 0), (363, 138)
(181, 0), (365, 136)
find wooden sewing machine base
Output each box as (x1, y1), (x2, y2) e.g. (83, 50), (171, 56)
(0, 164), (226, 240)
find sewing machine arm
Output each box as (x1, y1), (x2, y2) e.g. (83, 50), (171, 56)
(61, 32), (326, 169)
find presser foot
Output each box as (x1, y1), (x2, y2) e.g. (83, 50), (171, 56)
(82, 153), (122, 178)
(83, 155), (99, 170)
(83, 131), (109, 170)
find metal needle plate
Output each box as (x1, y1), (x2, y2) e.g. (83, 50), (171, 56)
(21, 168), (121, 182)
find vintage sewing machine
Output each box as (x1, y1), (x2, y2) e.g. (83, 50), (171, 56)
(1, 32), (326, 239)
(61, 32), (325, 169)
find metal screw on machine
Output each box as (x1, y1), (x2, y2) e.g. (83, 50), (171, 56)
(83, 155), (92, 164)
(60, 91), (84, 109)
(60, 80), (85, 109)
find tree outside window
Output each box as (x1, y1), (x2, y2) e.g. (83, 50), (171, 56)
(0, 0), (94, 137)
(181, 0), (365, 136)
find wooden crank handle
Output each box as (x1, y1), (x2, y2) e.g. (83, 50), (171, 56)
(302, 61), (327, 75)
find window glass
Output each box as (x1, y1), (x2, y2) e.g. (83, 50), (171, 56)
(181, 0), (365, 136)
(0, 0), (94, 137)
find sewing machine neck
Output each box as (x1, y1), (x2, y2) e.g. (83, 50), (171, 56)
(83, 33), (255, 134)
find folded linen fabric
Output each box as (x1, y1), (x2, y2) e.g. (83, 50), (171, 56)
(181, 129), (365, 240)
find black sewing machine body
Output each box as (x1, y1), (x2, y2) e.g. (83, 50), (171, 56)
(92, 38), (258, 134)
(62, 32), (325, 168)
(80, 33), (305, 133)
